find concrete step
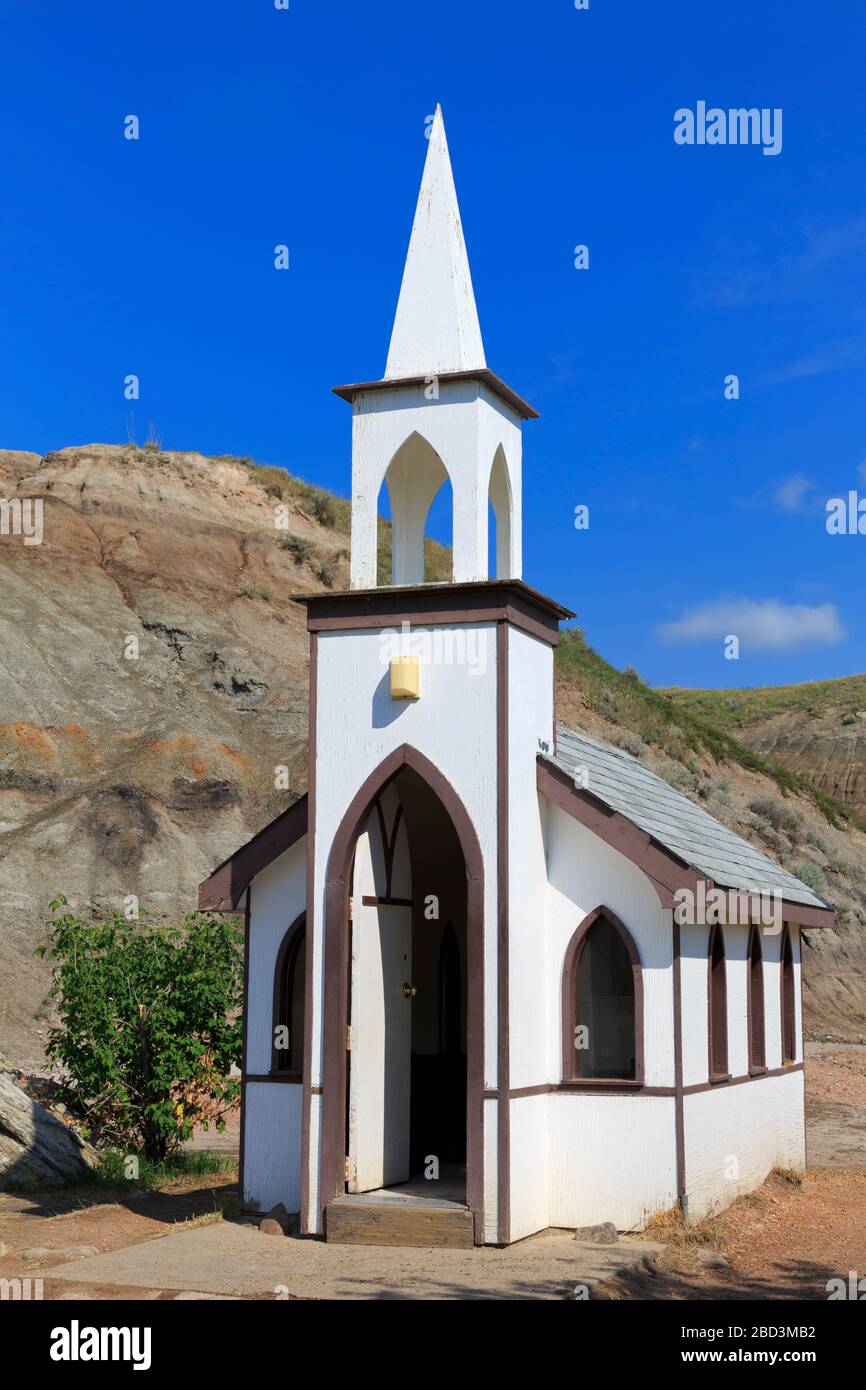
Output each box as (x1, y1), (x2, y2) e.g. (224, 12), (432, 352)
(325, 1197), (474, 1248)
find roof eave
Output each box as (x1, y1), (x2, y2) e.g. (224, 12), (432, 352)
(537, 755), (836, 928)
(198, 794), (308, 912)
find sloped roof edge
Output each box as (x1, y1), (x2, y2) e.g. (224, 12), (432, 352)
(541, 728), (835, 930)
(198, 794), (308, 912)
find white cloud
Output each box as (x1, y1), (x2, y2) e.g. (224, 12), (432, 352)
(656, 597), (845, 652)
(772, 473), (814, 513)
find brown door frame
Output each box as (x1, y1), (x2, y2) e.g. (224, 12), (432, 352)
(313, 744), (485, 1240)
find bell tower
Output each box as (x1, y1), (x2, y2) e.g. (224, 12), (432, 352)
(334, 105), (537, 590)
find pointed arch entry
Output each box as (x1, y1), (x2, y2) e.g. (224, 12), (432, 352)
(312, 744), (484, 1237)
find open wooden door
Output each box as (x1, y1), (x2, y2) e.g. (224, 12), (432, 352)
(347, 826), (412, 1192)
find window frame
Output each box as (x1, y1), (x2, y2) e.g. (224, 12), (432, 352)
(780, 924), (797, 1064)
(560, 905), (644, 1087)
(270, 912), (306, 1078)
(707, 922), (730, 1083)
(746, 923), (766, 1075)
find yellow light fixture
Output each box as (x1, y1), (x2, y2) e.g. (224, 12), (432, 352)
(390, 656), (420, 700)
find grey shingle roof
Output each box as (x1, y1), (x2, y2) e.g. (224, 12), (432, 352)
(546, 726), (829, 910)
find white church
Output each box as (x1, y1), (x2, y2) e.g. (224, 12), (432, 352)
(199, 108), (834, 1247)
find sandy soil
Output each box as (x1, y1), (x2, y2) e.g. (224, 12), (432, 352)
(1, 1051), (863, 1301)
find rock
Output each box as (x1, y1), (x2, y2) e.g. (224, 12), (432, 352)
(23, 1244), (98, 1262)
(695, 1248), (729, 1269)
(573, 1222), (618, 1245)
(0, 1242), (9, 1257)
(259, 1217), (284, 1237)
(0, 1071), (96, 1191)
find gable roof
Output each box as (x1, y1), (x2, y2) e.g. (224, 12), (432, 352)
(198, 794), (307, 912)
(543, 726), (833, 924)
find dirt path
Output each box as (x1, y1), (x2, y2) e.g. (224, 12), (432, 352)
(1, 1051), (863, 1300)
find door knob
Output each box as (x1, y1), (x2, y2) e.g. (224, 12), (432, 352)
(402, 982), (417, 999)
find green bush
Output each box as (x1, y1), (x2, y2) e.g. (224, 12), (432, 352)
(279, 535), (314, 565)
(36, 900), (243, 1162)
(748, 795), (802, 835)
(657, 760), (697, 793)
(793, 860), (826, 896)
(307, 490), (336, 528)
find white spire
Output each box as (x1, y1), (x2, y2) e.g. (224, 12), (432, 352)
(384, 105), (487, 380)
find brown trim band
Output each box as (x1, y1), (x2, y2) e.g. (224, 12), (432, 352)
(361, 895), (413, 908)
(485, 1064), (804, 1102)
(295, 579), (572, 641)
(684, 1062), (804, 1096)
(300, 632), (318, 1234)
(238, 891), (251, 1203)
(672, 918), (686, 1208)
(484, 1083), (676, 1100)
(245, 1073), (303, 1085)
(332, 367), (540, 420)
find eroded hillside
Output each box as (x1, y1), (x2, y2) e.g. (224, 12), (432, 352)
(1, 444), (864, 1067)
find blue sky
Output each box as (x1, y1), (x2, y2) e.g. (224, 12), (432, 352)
(2, 1), (864, 690)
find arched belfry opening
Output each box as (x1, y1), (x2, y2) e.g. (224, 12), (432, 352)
(381, 432), (453, 585)
(487, 444), (514, 580)
(335, 105), (534, 592)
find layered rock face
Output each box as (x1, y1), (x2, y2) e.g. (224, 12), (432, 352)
(0, 445), (335, 1068)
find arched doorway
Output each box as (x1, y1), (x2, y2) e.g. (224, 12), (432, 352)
(316, 746), (483, 1236)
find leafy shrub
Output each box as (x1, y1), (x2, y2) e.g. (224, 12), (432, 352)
(657, 760), (697, 793)
(316, 558), (335, 588)
(842, 712), (857, 725)
(36, 900), (243, 1161)
(748, 795), (803, 836)
(307, 490), (336, 528)
(239, 583), (272, 602)
(698, 777), (731, 804)
(611, 730), (648, 759)
(279, 535), (314, 565)
(793, 860), (826, 895)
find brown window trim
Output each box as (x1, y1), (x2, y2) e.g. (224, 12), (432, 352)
(709, 1071), (732, 1086)
(746, 923), (766, 1074)
(707, 922), (728, 1081)
(781, 924), (797, 1064)
(560, 905), (644, 1086)
(557, 1078), (644, 1092)
(271, 912), (306, 1076)
(244, 1071), (303, 1085)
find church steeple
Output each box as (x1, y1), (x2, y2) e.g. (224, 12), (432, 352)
(385, 105), (487, 380)
(334, 107), (535, 591)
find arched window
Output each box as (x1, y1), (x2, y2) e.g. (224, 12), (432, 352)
(781, 925), (796, 1063)
(272, 914), (306, 1075)
(561, 907), (643, 1083)
(708, 923), (728, 1080)
(747, 925), (766, 1072)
